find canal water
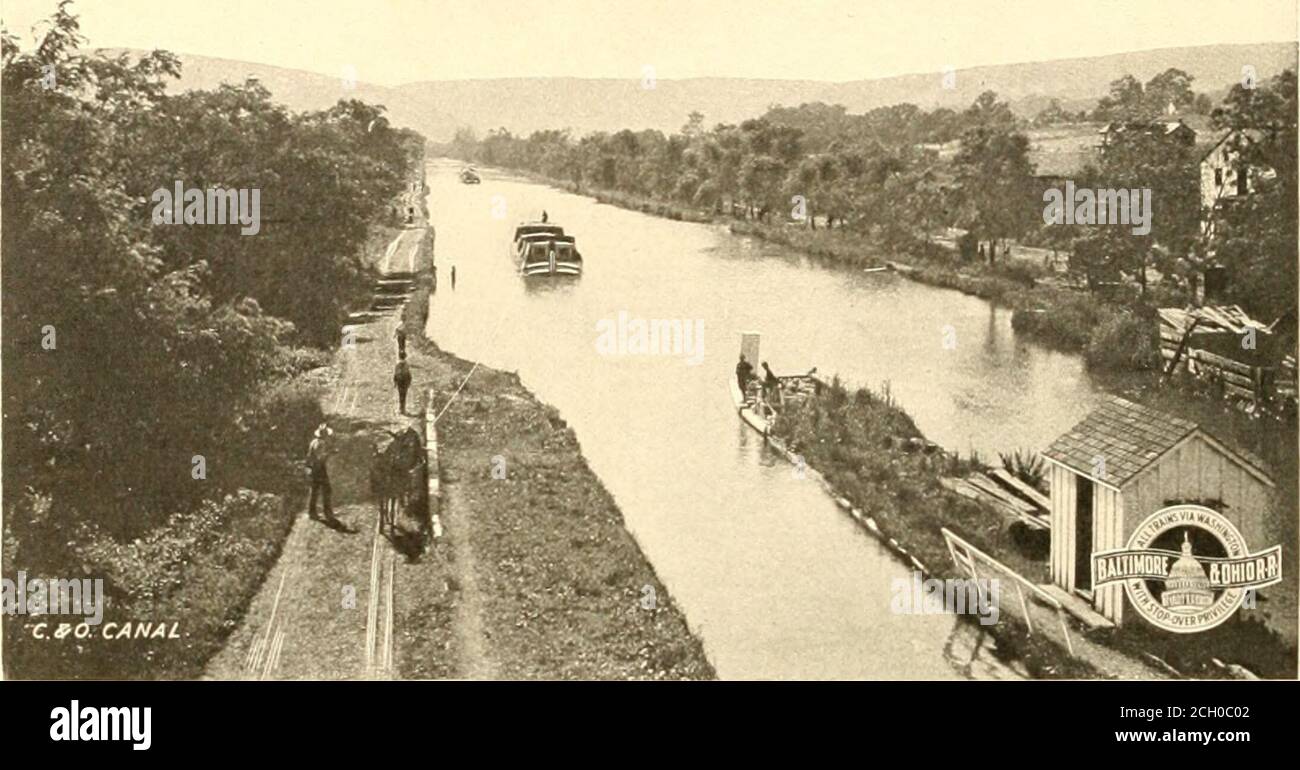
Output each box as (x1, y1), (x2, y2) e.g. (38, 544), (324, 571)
(423, 158), (1104, 679)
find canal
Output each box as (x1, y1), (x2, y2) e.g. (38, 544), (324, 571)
(423, 158), (1105, 679)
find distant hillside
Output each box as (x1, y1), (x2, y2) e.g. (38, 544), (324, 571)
(108, 42), (1296, 141)
(97, 49), (462, 139)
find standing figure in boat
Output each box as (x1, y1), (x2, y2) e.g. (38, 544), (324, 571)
(736, 354), (755, 394)
(762, 361), (782, 407)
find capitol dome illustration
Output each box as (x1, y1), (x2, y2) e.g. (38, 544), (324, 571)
(1161, 531), (1214, 611)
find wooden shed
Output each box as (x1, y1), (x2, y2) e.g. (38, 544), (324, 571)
(1041, 396), (1274, 625)
(1157, 304), (1290, 405)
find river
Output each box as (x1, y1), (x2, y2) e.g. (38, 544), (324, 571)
(423, 158), (1105, 679)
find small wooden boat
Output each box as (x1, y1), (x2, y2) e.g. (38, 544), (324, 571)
(459, 166), (481, 184)
(730, 332), (818, 435)
(730, 370), (775, 434)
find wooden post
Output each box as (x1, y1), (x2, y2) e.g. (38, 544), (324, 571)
(1016, 582), (1033, 635)
(1058, 610), (1074, 656)
(424, 388), (442, 545)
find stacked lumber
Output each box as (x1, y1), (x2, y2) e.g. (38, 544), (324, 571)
(1158, 304), (1286, 403)
(940, 469), (1051, 530)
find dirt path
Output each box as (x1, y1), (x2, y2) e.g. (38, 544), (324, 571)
(440, 484), (496, 679)
(204, 228), (426, 680)
(207, 197), (712, 680)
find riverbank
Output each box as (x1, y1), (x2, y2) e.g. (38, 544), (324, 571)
(399, 263), (715, 679)
(726, 220), (1167, 370)
(765, 378), (1114, 679)
(770, 377), (1296, 679)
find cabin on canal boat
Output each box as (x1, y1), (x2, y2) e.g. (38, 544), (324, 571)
(1039, 396), (1275, 627)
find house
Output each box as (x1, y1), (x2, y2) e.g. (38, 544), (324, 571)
(1027, 125), (1103, 211)
(1041, 396), (1274, 626)
(1199, 129), (1275, 226)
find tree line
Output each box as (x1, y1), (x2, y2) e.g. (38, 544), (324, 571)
(443, 68), (1296, 325)
(2, 4), (423, 528)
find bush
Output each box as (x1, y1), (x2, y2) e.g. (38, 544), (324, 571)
(1085, 307), (1160, 371)
(994, 260), (1041, 287)
(274, 346), (332, 377)
(1010, 290), (1103, 350)
(999, 449), (1046, 489)
(5, 489), (292, 679)
(77, 490), (283, 607)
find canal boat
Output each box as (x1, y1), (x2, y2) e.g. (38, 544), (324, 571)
(460, 166), (481, 184)
(512, 221), (583, 276)
(730, 332), (818, 435)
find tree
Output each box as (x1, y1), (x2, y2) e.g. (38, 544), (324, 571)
(963, 90), (1018, 131)
(951, 123), (1035, 263)
(739, 154), (787, 221)
(1095, 127), (1199, 295)
(1208, 70), (1298, 323)
(1093, 69), (1198, 121)
(1144, 68), (1196, 115)
(2, 3), (419, 525)
(1034, 98), (1071, 126)
(1094, 74), (1146, 120)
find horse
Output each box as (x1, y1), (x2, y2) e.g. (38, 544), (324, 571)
(370, 427), (426, 535)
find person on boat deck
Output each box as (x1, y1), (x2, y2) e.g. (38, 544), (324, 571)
(735, 354), (754, 393)
(762, 361), (782, 406)
(541, 210), (548, 223)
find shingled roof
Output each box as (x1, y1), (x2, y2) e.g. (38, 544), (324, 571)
(1041, 396), (1271, 489)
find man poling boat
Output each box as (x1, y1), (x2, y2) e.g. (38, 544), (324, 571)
(729, 332), (818, 434)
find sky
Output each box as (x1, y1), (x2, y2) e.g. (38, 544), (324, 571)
(2, 0), (1296, 85)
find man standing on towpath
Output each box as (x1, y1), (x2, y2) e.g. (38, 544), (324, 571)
(306, 423), (337, 521)
(394, 352), (412, 415)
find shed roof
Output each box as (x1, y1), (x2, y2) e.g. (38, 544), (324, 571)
(1041, 396), (1273, 488)
(1156, 304), (1273, 336)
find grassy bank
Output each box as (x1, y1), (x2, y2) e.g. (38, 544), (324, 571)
(394, 238), (714, 679)
(768, 378), (1100, 678)
(771, 377), (1297, 679)
(565, 183), (716, 224)
(483, 164), (717, 224)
